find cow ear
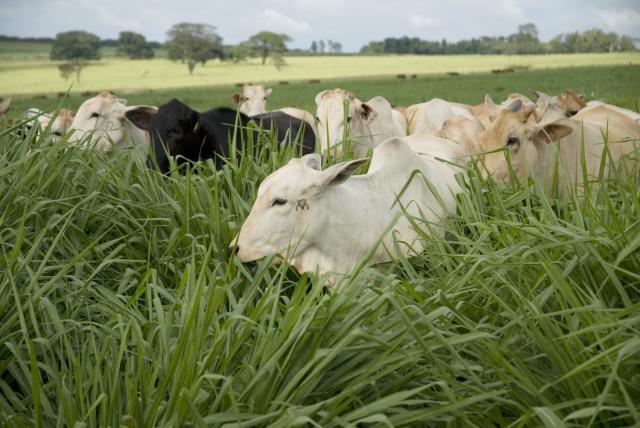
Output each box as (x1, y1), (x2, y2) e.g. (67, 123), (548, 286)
(505, 99), (522, 113)
(124, 106), (157, 131)
(359, 103), (376, 121)
(301, 153), (321, 171)
(266, 88), (273, 97)
(231, 93), (242, 104)
(577, 93), (586, 102)
(534, 94), (549, 119)
(484, 94), (496, 111)
(534, 119), (573, 144)
(321, 158), (368, 187)
(315, 90), (331, 105)
(118, 98), (128, 106)
(530, 89), (542, 99)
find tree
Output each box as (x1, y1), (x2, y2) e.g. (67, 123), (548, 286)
(165, 23), (223, 74)
(327, 40), (342, 53)
(318, 40), (325, 53)
(223, 43), (252, 63)
(245, 31), (292, 65)
(117, 31), (154, 59)
(50, 31), (101, 82)
(512, 23), (543, 54)
(310, 40), (318, 53)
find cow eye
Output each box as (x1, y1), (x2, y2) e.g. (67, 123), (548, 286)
(271, 198), (287, 207)
(566, 110), (578, 117)
(53, 130), (63, 136)
(346, 116), (352, 123)
(90, 112), (100, 119)
(506, 137), (520, 147)
(315, 116), (320, 123)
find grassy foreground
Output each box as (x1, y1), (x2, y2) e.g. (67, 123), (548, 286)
(0, 88), (639, 426)
(1, 52), (639, 97)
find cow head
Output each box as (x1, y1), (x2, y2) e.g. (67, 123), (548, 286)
(475, 100), (573, 185)
(315, 89), (376, 157)
(531, 89), (586, 121)
(68, 91), (155, 153)
(435, 116), (484, 152)
(231, 154), (368, 268)
(233, 85), (272, 116)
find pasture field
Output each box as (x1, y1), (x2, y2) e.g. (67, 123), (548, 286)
(1, 51), (639, 97)
(4, 64), (640, 118)
(0, 41), (164, 60)
(1, 64), (640, 426)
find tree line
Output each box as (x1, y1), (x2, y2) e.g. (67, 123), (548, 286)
(10, 21), (636, 81)
(360, 24), (638, 55)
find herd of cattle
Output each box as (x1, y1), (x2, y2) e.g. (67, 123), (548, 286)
(3, 83), (640, 283)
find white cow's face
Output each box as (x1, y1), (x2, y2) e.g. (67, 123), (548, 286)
(235, 85), (272, 116)
(68, 91), (153, 152)
(39, 109), (76, 143)
(315, 89), (376, 157)
(476, 101), (573, 185)
(232, 154), (367, 265)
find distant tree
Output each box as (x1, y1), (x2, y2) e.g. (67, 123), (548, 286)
(327, 40), (342, 53)
(165, 23), (223, 74)
(318, 40), (325, 53)
(245, 31), (292, 65)
(117, 31), (154, 59)
(223, 43), (252, 63)
(310, 40), (318, 53)
(510, 23), (543, 54)
(50, 31), (101, 82)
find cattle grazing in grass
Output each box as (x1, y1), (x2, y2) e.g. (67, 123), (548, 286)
(531, 89), (586, 121)
(475, 100), (640, 194)
(232, 85), (273, 116)
(67, 91), (156, 162)
(26, 108), (76, 143)
(127, 98), (316, 173)
(404, 98), (477, 135)
(230, 135), (464, 282)
(232, 84), (318, 136)
(315, 88), (406, 157)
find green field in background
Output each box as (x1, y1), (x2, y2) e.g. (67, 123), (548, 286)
(1, 50), (638, 97)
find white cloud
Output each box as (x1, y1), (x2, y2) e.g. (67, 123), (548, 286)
(494, 0), (525, 21)
(255, 9), (312, 34)
(272, 0), (347, 15)
(596, 8), (640, 34)
(407, 13), (440, 29)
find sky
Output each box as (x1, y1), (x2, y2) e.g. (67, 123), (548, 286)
(0, 0), (639, 52)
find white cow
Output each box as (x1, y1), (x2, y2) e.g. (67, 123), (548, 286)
(581, 101), (640, 124)
(435, 116), (485, 153)
(231, 135), (463, 282)
(476, 100), (640, 194)
(233, 84), (318, 136)
(67, 91), (156, 161)
(232, 85), (273, 116)
(26, 108), (76, 143)
(531, 90), (586, 122)
(315, 88), (406, 157)
(404, 98), (476, 135)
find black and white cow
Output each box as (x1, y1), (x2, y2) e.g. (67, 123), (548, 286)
(126, 98), (316, 173)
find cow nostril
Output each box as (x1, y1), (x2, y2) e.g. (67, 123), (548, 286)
(227, 246), (239, 258)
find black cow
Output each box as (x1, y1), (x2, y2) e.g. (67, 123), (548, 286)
(125, 98), (316, 173)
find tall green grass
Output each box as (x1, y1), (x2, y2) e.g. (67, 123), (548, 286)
(0, 109), (639, 427)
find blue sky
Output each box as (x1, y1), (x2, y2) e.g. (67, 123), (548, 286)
(0, 0), (638, 52)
